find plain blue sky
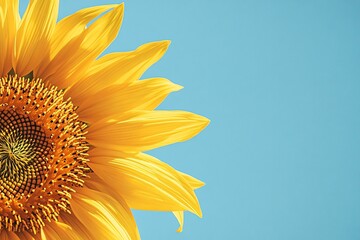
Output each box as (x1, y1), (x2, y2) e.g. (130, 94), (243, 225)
(20, 0), (360, 239)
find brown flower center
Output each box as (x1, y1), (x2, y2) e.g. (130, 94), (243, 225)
(0, 76), (88, 234)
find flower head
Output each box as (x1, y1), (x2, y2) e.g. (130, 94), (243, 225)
(0, 1), (209, 239)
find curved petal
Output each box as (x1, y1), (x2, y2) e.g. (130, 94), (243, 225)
(14, 0), (59, 76)
(78, 78), (182, 122)
(87, 110), (210, 152)
(59, 213), (93, 240)
(83, 173), (140, 240)
(67, 41), (170, 104)
(89, 152), (203, 216)
(171, 174), (204, 233)
(70, 187), (140, 240)
(50, 4), (118, 58)
(37, 4), (117, 77)
(178, 171), (205, 190)
(0, 0), (19, 76)
(40, 221), (83, 240)
(44, 4), (124, 89)
(173, 211), (184, 232)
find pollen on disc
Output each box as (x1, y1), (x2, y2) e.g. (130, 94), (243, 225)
(0, 76), (89, 233)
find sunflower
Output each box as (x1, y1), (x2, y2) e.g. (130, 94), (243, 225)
(0, 1), (209, 239)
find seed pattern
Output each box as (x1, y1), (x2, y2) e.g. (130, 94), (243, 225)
(0, 76), (89, 233)
(0, 111), (51, 179)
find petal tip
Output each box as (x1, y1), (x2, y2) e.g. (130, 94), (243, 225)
(159, 40), (171, 51)
(195, 207), (203, 218)
(197, 180), (206, 188)
(172, 83), (184, 91)
(195, 114), (211, 128)
(115, 3), (125, 15)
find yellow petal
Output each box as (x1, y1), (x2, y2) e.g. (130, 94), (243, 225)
(0, 0), (19, 76)
(178, 171), (205, 190)
(173, 211), (184, 232)
(89, 152), (203, 216)
(37, 4), (117, 77)
(50, 4), (118, 58)
(14, 0), (59, 76)
(78, 78), (183, 122)
(87, 110), (210, 152)
(40, 221), (83, 240)
(172, 174), (204, 232)
(83, 173), (141, 239)
(70, 187), (140, 240)
(84, 173), (139, 228)
(44, 4), (124, 89)
(172, 172), (205, 233)
(67, 41), (170, 104)
(60, 213), (93, 240)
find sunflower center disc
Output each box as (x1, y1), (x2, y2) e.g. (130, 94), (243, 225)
(0, 110), (51, 194)
(0, 111), (51, 181)
(0, 76), (89, 234)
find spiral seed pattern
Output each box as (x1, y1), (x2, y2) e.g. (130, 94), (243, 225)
(0, 76), (89, 233)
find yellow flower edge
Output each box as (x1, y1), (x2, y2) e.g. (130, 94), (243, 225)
(0, 1), (209, 239)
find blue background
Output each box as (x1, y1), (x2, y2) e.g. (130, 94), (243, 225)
(20, 0), (360, 239)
